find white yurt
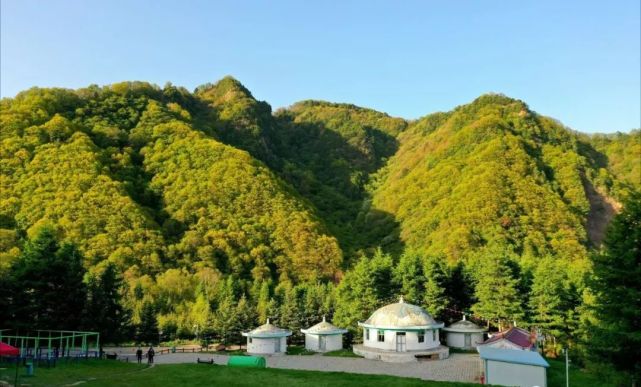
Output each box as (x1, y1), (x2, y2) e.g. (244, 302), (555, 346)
(301, 316), (347, 353)
(242, 319), (292, 356)
(353, 296), (449, 362)
(442, 315), (486, 350)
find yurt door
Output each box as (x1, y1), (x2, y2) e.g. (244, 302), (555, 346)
(464, 334), (471, 348)
(319, 336), (326, 351)
(274, 339), (281, 353)
(396, 332), (406, 352)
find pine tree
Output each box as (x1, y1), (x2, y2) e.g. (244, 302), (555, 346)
(279, 285), (303, 334)
(137, 301), (159, 344)
(10, 226), (86, 330)
(212, 278), (240, 345)
(256, 280), (274, 323)
(334, 249), (396, 334)
(472, 248), (523, 329)
(394, 251), (425, 303)
(83, 263), (128, 344)
(528, 257), (566, 353)
(233, 295), (256, 346)
(422, 256), (449, 319)
(444, 262), (474, 313)
(588, 193), (641, 383)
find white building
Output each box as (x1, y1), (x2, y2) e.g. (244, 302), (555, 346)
(478, 346), (549, 387)
(301, 316), (347, 352)
(242, 319), (292, 356)
(353, 296), (449, 362)
(442, 315), (486, 350)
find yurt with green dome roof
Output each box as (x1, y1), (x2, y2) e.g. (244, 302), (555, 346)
(353, 296), (449, 362)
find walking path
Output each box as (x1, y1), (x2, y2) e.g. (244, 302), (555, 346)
(151, 352), (480, 383)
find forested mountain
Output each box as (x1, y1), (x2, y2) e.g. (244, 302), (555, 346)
(1, 77), (639, 356)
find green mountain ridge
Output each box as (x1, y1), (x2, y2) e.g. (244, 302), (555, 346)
(1, 76), (639, 342)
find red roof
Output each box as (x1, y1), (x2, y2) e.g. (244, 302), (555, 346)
(481, 327), (534, 349)
(0, 342), (19, 356)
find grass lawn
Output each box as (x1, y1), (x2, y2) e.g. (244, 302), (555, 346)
(285, 345), (316, 355)
(322, 349), (363, 358)
(0, 359), (476, 387)
(546, 359), (624, 387)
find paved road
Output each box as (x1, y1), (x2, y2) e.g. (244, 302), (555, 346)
(139, 352), (481, 383)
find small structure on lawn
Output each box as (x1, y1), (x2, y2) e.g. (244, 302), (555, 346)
(478, 326), (536, 351)
(353, 296), (449, 362)
(242, 319), (292, 356)
(442, 315), (486, 350)
(478, 346), (549, 387)
(301, 316), (347, 352)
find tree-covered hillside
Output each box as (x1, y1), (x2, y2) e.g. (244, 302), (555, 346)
(271, 101), (407, 254)
(370, 94), (604, 267)
(1, 79), (639, 368)
(583, 129), (641, 191)
(0, 80), (342, 336)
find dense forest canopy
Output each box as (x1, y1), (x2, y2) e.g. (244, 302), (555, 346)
(1, 77), (639, 372)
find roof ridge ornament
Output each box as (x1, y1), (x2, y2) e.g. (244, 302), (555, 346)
(463, 314), (467, 321)
(266, 318), (270, 325)
(322, 315), (326, 322)
(399, 295), (404, 304)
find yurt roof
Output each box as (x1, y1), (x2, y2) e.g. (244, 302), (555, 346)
(301, 316), (348, 335)
(443, 315), (486, 333)
(242, 319), (292, 338)
(358, 296), (444, 330)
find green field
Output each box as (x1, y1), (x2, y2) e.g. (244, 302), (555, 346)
(546, 359), (626, 387)
(0, 358), (617, 387)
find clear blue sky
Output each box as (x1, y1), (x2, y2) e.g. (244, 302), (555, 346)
(1, 0), (639, 133)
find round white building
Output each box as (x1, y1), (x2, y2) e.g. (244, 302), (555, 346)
(301, 316), (347, 353)
(442, 315), (486, 350)
(353, 296), (449, 362)
(242, 319), (292, 356)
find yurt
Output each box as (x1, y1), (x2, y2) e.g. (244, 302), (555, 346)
(242, 319), (292, 355)
(353, 296), (449, 362)
(301, 316), (347, 352)
(442, 315), (486, 350)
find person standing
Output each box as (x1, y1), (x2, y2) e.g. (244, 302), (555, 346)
(136, 347), (143, 364)
(147, 346), (155, 364)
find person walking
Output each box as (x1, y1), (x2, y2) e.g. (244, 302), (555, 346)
(136, 347), (143, 364)
(147, 346), (155, 364)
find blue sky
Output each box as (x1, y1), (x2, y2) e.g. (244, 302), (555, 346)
(1, 0), (639, 133)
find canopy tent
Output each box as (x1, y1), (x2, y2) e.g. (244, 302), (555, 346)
(0, 342), (20, 356)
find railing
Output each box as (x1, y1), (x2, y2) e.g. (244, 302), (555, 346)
(112, 347), (207, 362)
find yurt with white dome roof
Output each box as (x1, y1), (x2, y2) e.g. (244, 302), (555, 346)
(242, 319), (292, 356)
(353, 296), (449, 362)
(442, 315), (486, 350)
(301, 316), (347, 352)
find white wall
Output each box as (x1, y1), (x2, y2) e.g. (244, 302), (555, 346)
(304, 334), (343, 352)
(486, 359), (547, 387)
(362, 328), (441, 351)
(246, 336), (287, 354)
(446, 332), (484, 349)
